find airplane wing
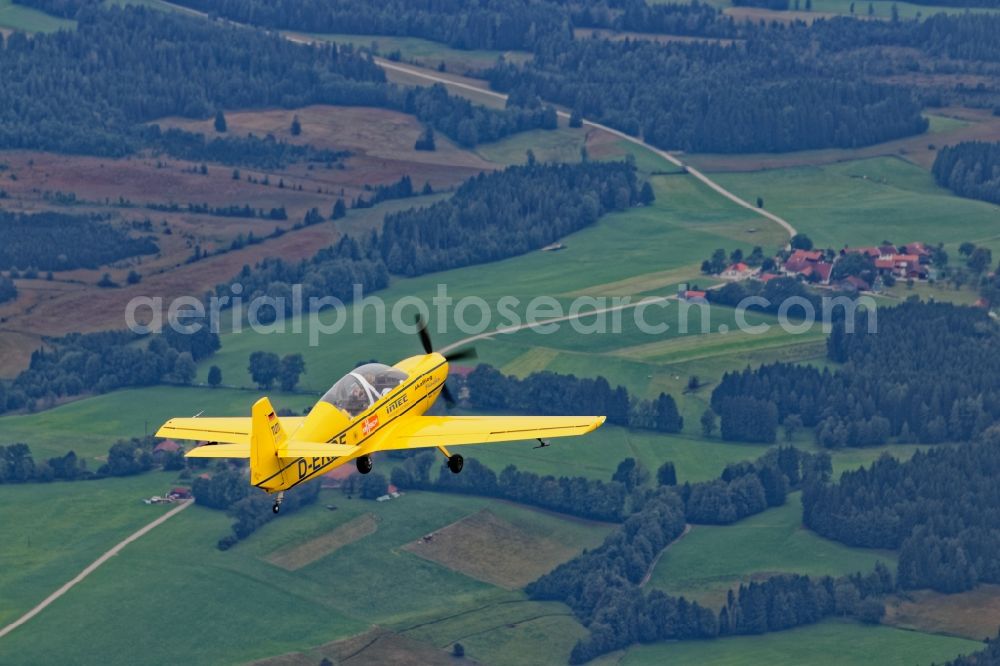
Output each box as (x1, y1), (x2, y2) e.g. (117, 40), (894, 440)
(157, 417), (305, 445)
(378, 415), (606, 451)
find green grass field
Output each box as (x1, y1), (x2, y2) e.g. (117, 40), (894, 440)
(0, 0), (73, 31)
(648, 493), (897, 608)
(0, 472), (177, 626)
(803, 0), (1000, 19)
(0, 385), (319, 462)
(710, 157), (1000, 255)
(618, 619), (981, 666)
(0, 489), (605, 665)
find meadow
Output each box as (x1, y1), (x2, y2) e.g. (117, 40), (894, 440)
(616, 619), (981, 666)
(647, 492), (897, 608)
(0, 488), (607, 665)
(0, 0), (73, 32)
(710, 156), (1000, 255)
(0, 472), (178, 626)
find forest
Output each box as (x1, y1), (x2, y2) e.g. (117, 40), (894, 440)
(932, 141), (1000, 206)
(711, 302), (1000, 447)
(0, 6), (552, 156)
(163, 0), (570, 51)
(380, 160), (641, 275)
(6, 328), (220, 411)
(463, 363), (682, 432)
(486, 37), (928, 153)
(0, 211), (159, 272)
(803, 426), (1000, 593)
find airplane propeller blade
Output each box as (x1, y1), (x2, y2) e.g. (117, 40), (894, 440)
(445, 347), (478, 363)
(415, 315), (434, 354)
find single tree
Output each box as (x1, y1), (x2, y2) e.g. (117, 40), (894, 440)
(214, 110), (227, 133)
(173, 352), (196, 385)
(248, 351), (281, 390)
(126, 270), (141, 285)
(790, 233), (814, 251)
(332, 198), (347, 220)
(657, 461), (677, 486)
(207, 365), (223, 388)
(279, 353), (306, 392)
(453, 643), (465, 658)
(290, 115), (301, 136)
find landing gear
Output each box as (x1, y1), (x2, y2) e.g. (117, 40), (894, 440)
(356, 455), (373, 475)
(272, 491), (285, 514)
(447, 454), (464, 474)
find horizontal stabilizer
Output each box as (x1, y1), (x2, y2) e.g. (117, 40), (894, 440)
(186, 443), (250, 458)
(278, 441), (356, 458)
(157, 417), (304, 445)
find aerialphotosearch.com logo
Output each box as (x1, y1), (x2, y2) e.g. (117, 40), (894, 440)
(124, 283), (877, 345)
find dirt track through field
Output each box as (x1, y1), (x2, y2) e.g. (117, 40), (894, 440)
(0, 500), (192, 640)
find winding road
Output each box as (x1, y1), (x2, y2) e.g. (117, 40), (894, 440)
(374, 57), (798, 239)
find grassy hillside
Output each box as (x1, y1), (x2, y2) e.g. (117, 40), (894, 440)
(0, 489), (607, 665)
(710, 157), (1000, 255)
(0, 0), (73, 32)
(618, 619), (980, 666)
(0, 472), (177, 626)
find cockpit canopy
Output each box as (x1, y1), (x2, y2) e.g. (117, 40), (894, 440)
(320, 363), (408, 417)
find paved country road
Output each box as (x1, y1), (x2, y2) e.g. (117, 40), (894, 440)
(0, 500), (193, 640)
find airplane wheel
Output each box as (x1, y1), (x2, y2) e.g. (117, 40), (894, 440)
(272, 503), (280, 514)
(447, 454), (464, 474)
(356, 455), (373, 475)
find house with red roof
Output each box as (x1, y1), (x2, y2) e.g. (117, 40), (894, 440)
(783, 250), (832, 284)
(681, 289), (708, 301)
(721, 262), (756, 279)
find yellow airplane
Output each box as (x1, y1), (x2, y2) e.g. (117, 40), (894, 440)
(157, 317), (605, 513)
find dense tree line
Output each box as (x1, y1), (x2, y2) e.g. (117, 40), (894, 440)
(464, 364), (682, 433)
(0, 6), (552, 157)
(711, 302), (1000, 446)
(682, 445), (830, 525)
(804, 427), (1000, 593)
(0, 211), (158, 271)
(380, 160), (641, 276)
(0, 275), (16, 304)
(486, 36), (927, 154)
(165, 0), (571, 51)
(932, 141), (1000, 206)
(7, 327), (219, 411)
(0, 436), (184, 484)
(192, 467), (320, 549)
(142, 126), (350, 169)
(391, 452), (629, 521)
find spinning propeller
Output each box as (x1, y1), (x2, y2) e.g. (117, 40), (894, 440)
(415, 315), (476, 407)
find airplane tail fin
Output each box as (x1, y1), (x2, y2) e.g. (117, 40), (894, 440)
(250, 397), (289, 490)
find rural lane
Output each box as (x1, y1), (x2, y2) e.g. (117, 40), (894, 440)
(373, 57), (798, 239)
(0, 500), (193, 640)
(165, 3), (798, 240)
